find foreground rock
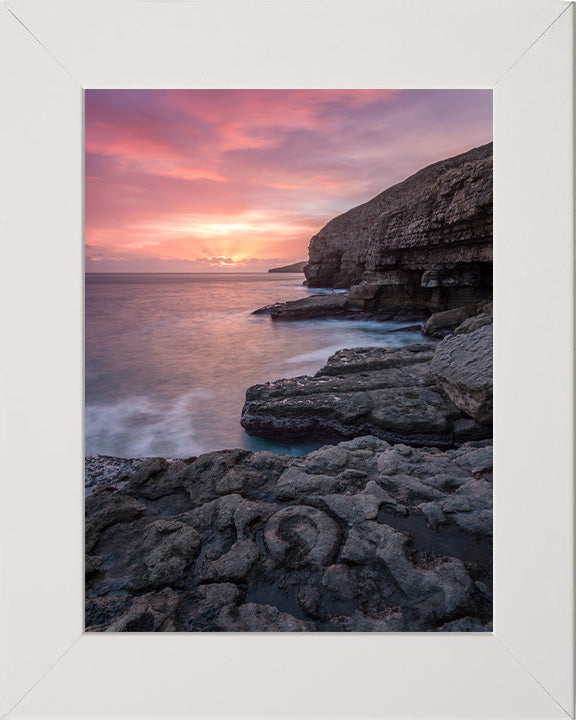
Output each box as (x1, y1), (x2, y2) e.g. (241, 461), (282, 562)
(303, 143), (492, 315)
(85, 455), (146, 494)
(86, 437), (492, 632)
(431, 321), (493, 424)
(241, 344), (491, 448)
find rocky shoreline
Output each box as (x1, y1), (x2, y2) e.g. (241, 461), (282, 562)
(85, 143), (493, 632)
(86, 305), (493, 633)
(86, 434), (492, 632)
(241, 306), (492, 448)
(252, 294), (429, 323)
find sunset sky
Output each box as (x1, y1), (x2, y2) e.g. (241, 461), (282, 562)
(85, 89), (492, 273)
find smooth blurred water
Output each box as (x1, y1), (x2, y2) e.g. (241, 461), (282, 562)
(85, 273), (424, 458)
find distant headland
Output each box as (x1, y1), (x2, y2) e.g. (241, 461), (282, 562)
(268, 261), (307, 273)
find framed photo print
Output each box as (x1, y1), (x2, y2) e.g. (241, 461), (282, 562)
(0, 0), (573, 717)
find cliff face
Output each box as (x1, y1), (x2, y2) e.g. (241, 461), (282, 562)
(304, 143), (492, 313)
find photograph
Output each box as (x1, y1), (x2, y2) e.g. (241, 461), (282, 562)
(84, 88), (493, 632)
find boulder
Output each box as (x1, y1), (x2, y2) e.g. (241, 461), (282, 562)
(431, 322), (493, 424)
(453, 308), (493, 336)
(85, 487), (146, 552)
(85, 455), (145, 494)
(422, 305), (480, 338)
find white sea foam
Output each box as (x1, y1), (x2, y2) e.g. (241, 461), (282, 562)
(304, 287), (348, 295)
(282, 326), (423, 367)
(282, 344), (350, 365)
(85, 388), (214, 458)
(86, 274), (425, 457)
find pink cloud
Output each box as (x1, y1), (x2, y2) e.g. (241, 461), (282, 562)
(85, 89), (492, 272)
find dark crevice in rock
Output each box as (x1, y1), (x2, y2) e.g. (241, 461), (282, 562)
(376, 507), (492, 569)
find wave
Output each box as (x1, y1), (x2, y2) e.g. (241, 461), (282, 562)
(282, 344), (350, 365)
(85, 388), (214, 458)
(293, 317), (422, 332)
(282, 326), (423, 368)
(304, 287), (348, 295)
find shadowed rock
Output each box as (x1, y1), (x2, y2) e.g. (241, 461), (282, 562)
(422, 301), (492, 338)
(431, 321), (493, 424)
(85, 437), (492, 632)
(241, 344), (490, 448)
(264, 506), (340, 567)
(253, 293), (428, 322)
(253, 293), (349, 319)
(303, 143), (492, 315)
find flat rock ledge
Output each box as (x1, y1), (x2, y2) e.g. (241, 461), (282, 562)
(241, 344), (491, 449)
(86, 437), (492, 632)
(253, 293), (427, 323)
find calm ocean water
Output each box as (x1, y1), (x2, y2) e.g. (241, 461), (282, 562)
(85, 273), (424, 458)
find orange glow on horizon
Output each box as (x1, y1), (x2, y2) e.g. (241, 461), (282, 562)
(85, 89), (493, 272)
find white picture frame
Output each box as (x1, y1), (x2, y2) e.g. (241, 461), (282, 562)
(0, 0), (573, 717)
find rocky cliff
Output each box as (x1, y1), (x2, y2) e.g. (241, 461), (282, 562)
(304, 143), (492, 314)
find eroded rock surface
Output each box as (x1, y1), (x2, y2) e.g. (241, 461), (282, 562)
(85, 455), (145, 494)
(241, 344), (491, 448)
(86, 437), (492, 632)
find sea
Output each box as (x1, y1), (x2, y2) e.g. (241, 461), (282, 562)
(85, 273), (424, 458)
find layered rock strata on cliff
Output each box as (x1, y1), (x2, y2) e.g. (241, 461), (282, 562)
(86, 437), (492, 632)
(304, 143), (492, 314)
